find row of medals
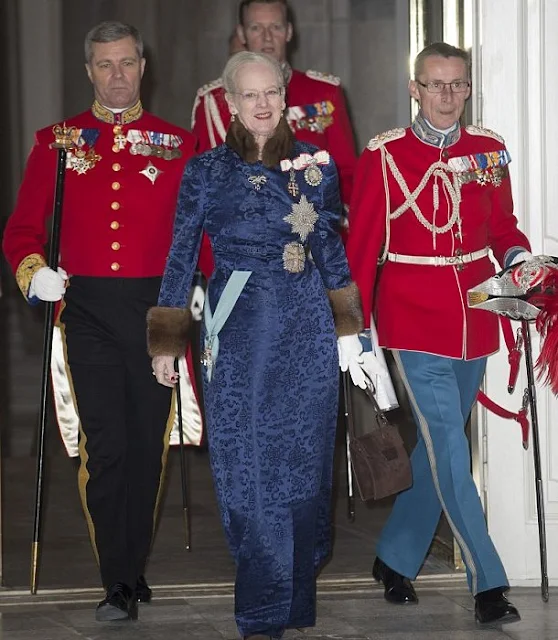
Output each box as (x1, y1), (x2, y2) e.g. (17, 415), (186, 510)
(112, 125), (182, 160)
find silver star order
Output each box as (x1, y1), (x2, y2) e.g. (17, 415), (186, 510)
(283, 194), (319, 242)
(476, 171), (489, 186)
(140, 161), (162, 184)
(69, 154), (90, 174)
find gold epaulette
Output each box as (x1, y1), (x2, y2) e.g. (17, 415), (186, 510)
(366, 128), (406, 152)
(192, 78), (223, 129)
(15, 253), (47, 299)
(306, 69), (340, 86)
(196, 77), (223, 97)
(466, 124), (505, 144)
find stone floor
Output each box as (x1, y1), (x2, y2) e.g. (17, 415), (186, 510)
(0, 580), (555, 639)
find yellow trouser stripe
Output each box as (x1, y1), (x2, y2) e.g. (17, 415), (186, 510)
(58, 320), (100, 565)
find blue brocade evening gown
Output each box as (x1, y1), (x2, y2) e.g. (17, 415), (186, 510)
(158, 141), (352, 638)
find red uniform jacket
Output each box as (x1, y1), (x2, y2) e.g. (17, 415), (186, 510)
(3, 101), (213, 296)
(191, 67), (357, 206)
(346, 121), (531, 360)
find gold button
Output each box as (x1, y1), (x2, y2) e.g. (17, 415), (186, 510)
(110, 221), (120, 230)
(111, 242), (121, 251)
(112, 163), (121, 172)
(111, 202), (120, 210)
(111, 262), (120, 271)
(112, 144), (120, 153)
(112, 181), (121, 191)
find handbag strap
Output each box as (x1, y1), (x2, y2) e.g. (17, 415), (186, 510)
(362, 382), (390, 429)
(342, 371), (389, 439)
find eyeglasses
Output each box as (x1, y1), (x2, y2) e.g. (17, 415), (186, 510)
(416, 80), (471, 93)
(232, 87), (284, 103)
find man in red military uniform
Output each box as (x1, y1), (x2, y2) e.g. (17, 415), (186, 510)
(2, 21), (209, 622)
(191, 0), (356, 207)
(347, 43), (531, 625)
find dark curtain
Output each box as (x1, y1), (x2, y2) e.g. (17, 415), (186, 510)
(2, 0), (21, 228)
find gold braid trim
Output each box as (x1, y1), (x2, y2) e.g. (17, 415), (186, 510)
(91, 100), (143, 124)
(15, 253), (47, 298)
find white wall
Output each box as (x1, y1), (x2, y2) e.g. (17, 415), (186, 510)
(480, 0), (558, 585)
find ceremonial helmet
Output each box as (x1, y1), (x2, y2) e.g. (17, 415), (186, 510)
(468, 255), (558, 392)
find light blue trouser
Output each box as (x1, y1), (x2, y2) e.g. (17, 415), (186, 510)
(376, 350), (509, 595)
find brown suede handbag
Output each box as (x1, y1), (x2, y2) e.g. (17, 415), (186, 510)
(343, 372), (412, 502)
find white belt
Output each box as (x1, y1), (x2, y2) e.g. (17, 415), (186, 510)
(387, 247), (490, 267)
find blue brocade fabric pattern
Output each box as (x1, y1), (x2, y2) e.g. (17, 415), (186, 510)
(159, 141), (351, 638)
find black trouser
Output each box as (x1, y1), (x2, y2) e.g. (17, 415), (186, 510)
(61, 276), (172, 588)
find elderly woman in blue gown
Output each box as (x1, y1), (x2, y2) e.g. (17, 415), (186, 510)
(147, 51), (382, 640)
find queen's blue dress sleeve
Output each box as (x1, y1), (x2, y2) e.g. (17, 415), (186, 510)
(307, 157), (352, 291)
(158, 158), (206, 308)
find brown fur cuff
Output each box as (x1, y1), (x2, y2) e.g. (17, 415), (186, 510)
(327, 282), (364, 337)
(147, 306), (192, 357)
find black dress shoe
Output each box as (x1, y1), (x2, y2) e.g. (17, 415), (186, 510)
(475, 588), (520, 624)
(96, 583), (138, 621)
(372, 556), (418, 604)
(136, 575), (152, 603)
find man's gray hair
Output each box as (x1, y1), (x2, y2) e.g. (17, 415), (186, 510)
(84, 21), (144, 63)
(414, 42), (470, 78)
(222, 51), (285, 94)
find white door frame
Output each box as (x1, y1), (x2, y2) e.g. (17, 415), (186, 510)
(477, 0), (558, 586)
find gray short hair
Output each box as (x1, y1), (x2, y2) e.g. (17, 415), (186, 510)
(84, 21), (144, 63)
(414, 42), (470, 78)
(222, 51), (285, 94)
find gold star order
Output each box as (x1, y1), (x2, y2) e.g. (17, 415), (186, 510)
(283, 194), (319, 242)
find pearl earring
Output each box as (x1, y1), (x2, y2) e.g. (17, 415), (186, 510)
(231, 113), (236, 122)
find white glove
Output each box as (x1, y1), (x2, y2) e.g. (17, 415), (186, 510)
(152, 355), (178, 388)
(337, 334), (388, 390)
(189, 285), (205, 322)
(29, 266), (68, 301)
(365, 322), (399, 410)
(509, 250), (533, 266)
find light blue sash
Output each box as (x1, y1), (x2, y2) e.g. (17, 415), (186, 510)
(202, 270), (252, 381)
